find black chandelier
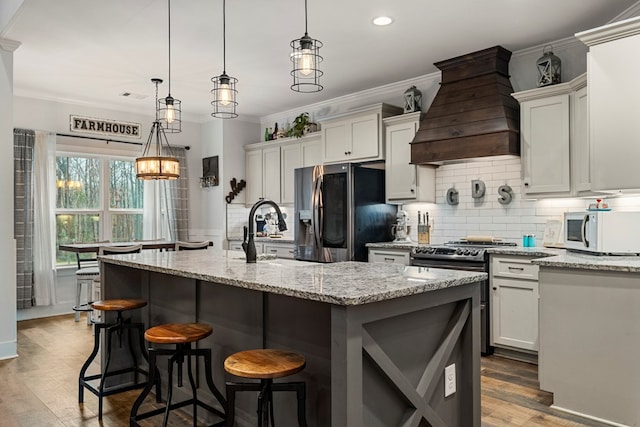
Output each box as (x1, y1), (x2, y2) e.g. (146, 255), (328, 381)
(290, 0), (323, 93)
(135, 78), (180, 180)
(211, 0), (238, 119)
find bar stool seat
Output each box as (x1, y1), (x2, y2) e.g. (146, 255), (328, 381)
(78, 298), (158, 421)
(130, 323), (227, 427)
(224, 349), (307, 427)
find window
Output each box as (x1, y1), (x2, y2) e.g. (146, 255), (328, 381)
(55, 154), (143, 266)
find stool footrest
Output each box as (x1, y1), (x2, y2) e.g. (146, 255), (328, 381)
(73, 303), (93, 312)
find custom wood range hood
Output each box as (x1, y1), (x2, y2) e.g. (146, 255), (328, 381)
(411, 46), (520, 164)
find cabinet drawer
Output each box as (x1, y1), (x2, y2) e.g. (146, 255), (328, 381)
(491, 256), (539, 280)
(263, 244), (295, 259)
(368, 249), (410, 265)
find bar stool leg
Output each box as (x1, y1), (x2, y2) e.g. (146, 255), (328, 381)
(203, 348), (228, 411)
(130, 350), (158, 426)
(163, 352), (176, 427)
(78, 322), (103, 404)
(225, 385), (237, 427)
(75, 280), (82, 322)
(186, 350), (199, 427)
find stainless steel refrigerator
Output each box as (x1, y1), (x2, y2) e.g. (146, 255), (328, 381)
(294, 163), (397, 262)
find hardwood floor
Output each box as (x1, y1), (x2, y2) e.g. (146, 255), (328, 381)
(0, 314), (607, 426)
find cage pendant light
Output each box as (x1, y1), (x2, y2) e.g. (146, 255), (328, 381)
(136, 78), (180, 180)
(157, 0), (182, 132)
(290, 0), (323, 93)
(211, 0), (238, 119)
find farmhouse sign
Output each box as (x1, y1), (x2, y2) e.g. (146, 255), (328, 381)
(70, 115), (141, 139)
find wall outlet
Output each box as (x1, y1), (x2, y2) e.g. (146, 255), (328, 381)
(444, 363), (456, 397)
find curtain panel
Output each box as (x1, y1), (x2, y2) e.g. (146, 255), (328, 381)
(14, 128), (35, 309)
(162, 146), (189, 241)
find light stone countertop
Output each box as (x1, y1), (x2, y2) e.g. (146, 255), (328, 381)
(100, 249), (487, 306)
(487, 246), (565, 257)
(531, 251), (640, 273)
(366, 241), (419, 250)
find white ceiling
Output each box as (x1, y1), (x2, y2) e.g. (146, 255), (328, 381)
(3, 0), (638, 122)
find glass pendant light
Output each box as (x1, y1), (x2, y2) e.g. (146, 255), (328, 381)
(211, 0), (238, 119)
(157, 0), (182, 132)
(135, 78), (180, 180)
(290, 0), (323, 93)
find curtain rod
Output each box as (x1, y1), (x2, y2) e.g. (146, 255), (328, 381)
(55, 132), (191, 150)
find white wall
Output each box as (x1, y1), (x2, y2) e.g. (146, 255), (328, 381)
(0, 39), (18, 359)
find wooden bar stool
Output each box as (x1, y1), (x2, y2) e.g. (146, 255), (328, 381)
(130, 323), (227, 427)
(224, 349), (307, 427)
(78, 298), (159, 421)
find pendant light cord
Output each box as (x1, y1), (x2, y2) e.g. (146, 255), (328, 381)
(305, 0), (309, 35)
(167, 0), (172, 96)
(222, 0), (226, 73)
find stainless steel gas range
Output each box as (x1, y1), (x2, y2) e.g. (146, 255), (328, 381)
(410, 240), (517, 355)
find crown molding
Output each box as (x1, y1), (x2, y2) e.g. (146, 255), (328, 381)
(511, 36), (584, 58)
(260, 72), (440, 125)
(576, 16), (640, 46)
(0, 38), (21, 52)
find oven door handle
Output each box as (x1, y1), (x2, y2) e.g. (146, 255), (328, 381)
(410, 262), (484, 272)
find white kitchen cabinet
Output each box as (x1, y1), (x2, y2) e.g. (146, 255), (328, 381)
(368, 247), (411, 265)
(490, 255), (539, 352)
(263, 242), (295, 259)
(513, 73), (590, 197)
(320, 103), (403, 164)
(229, 241), (264, 254)
(577, 18), (640, 193)
(244, 145), (281, 206)
(280, 134), (321, 205)
(383, 112), (436, 202)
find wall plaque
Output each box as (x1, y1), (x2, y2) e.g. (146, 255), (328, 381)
(70, 115), (141, 138)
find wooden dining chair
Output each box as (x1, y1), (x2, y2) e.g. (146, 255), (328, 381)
(73, 240), (110, 323)
(175, 240), (212, 251)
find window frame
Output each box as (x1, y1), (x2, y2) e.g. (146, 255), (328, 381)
(55, 143), (144, 267)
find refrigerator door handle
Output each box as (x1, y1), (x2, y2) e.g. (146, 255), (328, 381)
(312, 175), (323, 253)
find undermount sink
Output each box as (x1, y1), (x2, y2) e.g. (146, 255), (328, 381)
(233, 253), (277, 261)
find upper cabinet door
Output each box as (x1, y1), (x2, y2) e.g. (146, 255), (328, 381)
(245, 149), (263, 205)
(280, 143), (301, 205)
(349, 113), (379, 160)
(386, 120), (418, 200)
(323, 120), (349, 163)
(262, 146), (281, 202)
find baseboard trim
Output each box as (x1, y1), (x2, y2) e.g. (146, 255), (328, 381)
(0, 340), (17, 360)
(550, 405), (630, 427)
(492, 346), (538, 364)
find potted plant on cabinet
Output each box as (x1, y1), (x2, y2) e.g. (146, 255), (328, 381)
(289, 112), (318, 138)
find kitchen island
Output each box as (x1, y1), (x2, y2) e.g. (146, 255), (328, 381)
(100, 249), (486, 427)
(533, 252), (640, 427)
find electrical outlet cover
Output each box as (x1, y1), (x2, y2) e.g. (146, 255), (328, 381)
(445, 363), (456, 397)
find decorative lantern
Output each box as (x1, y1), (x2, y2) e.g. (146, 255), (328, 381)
(403, 85), (422, 113)
(536, 45), (561, 87)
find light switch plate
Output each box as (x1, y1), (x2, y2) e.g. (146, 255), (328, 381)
(445, 363), (456, 397)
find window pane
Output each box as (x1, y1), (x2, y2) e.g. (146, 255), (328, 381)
(111, 213), (143, 242)
(56, 156), (100, 209)
(56, 213), (101, 265)
(110, 160), (143, 209)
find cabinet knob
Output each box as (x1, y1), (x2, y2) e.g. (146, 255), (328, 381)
(410, 188), (415, 193)
(344, 151), (348, 155)
(524, 182), (529, 186)
(492, 287), (497, 290)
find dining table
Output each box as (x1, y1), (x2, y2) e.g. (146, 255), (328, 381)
(58, 241), (179, 254)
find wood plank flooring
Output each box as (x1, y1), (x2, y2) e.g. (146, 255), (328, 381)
(0, 314), (608, 426)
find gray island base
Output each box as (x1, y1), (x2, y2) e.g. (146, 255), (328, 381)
(100, 249), (486, 427)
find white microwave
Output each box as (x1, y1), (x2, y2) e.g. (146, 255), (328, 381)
(564, 211), (640, 255)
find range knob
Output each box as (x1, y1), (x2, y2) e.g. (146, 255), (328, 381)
(455, 248), (463, 255)
(428, 247), (436, 254)
(470, 249), (480, 256)
(463, 249), (471, 255)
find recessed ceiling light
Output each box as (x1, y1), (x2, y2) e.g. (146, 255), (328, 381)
(373, 16), (393, 26)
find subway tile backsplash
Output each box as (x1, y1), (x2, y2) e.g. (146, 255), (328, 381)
(225, 158), (640, 248)
(402, 158), (640, 246)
